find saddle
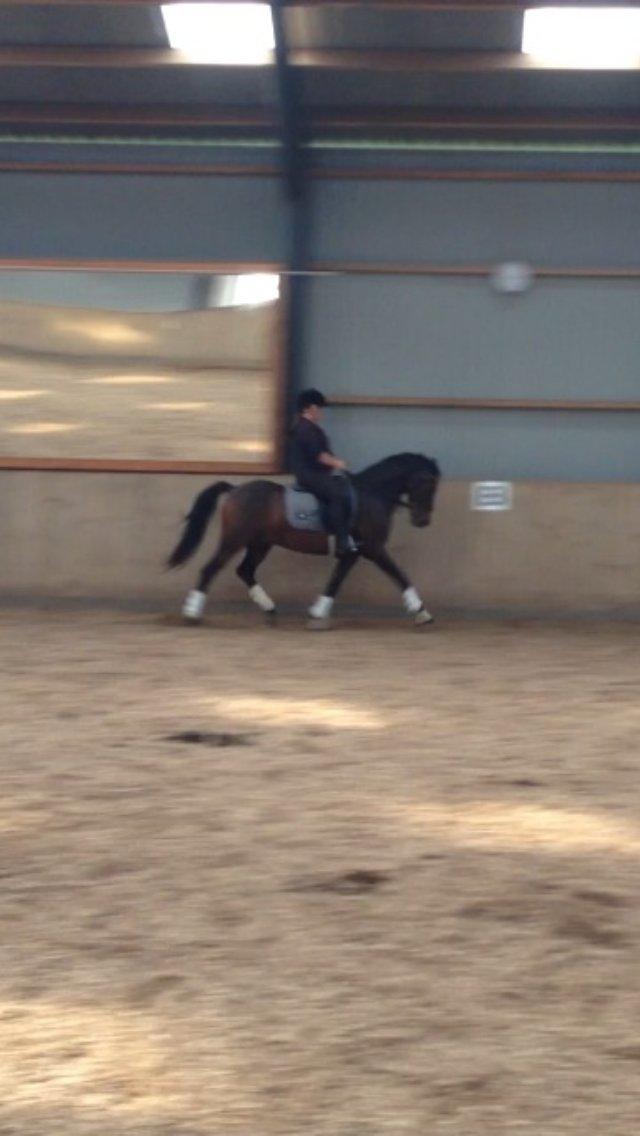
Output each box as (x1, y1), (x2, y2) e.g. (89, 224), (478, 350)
(285, 483), (358, 534)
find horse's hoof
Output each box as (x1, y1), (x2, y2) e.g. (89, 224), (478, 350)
(263, 610), (278, 627)
(306, 617), (333, 632)
(415, 608), (434, 627)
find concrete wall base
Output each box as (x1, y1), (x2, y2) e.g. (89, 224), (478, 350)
(2, 471), (639, 615)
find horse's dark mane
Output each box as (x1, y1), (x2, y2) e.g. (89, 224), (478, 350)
(354, 452), (440, 495)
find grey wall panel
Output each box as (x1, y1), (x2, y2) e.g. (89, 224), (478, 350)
(312, 180), (640, 268)
(304, 272), (640, 481)
(305, 275), (640, 401)
(327, 406), (640, 483)
(0, 142), (278, 172)
(312, 151), (640, 178)
(0, 174), (286, 263)
(3, 170), (637, 484)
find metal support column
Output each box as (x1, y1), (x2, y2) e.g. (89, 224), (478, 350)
(270, 0), (311, 455)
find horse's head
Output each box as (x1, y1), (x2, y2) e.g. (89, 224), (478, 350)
(406, 457), (440, 528)
(355, 452), (441, 525)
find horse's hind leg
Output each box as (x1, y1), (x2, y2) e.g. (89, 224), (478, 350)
(308, 551), (359, 628)
(236, 543), (275, 619)
(182, 539), (239, 622)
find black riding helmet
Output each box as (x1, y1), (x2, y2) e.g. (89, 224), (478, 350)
(296, 388), (327, 412)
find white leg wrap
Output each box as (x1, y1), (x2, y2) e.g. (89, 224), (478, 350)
(249, 584), (275, 613)
(309, 595), (334, 620)
(402, 586), (423, 615)
(183, 589), (206, 620)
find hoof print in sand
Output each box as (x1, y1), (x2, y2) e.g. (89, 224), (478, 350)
(290, 869), (388, 896)
(165, 731), (252, 748)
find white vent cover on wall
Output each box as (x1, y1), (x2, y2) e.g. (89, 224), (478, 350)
(470, 482), (513, 512)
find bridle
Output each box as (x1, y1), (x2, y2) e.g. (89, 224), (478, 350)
(397, 472), (438, 512)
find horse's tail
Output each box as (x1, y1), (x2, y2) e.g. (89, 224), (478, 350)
(166, 481), (233, 568)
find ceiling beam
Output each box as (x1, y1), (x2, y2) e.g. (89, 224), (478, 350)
(1, 46), (639, 73)
(0, 47), (205, 68)
(0, 0), (637, 7)
(297, 0), (640, 6)
(0, 102), (273, 127)
(313, 109), (640, 133)
(290, 48), (640, 71)
(0, 104), (639, 137)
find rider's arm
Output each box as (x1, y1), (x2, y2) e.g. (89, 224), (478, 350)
(319, 452), (347, 471)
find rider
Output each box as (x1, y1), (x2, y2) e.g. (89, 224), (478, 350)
(290, 388), (357, 557)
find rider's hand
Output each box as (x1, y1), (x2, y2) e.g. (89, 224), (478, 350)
(333, 458), (348, 471)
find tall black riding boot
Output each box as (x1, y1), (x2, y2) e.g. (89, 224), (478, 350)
(330, 500), (357, 557)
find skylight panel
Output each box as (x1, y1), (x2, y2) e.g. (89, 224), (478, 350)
(523, 7), (640, 66)
(161, 3), (275, 65)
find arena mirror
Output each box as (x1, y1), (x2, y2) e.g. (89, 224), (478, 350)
(0, 264), (284, 472)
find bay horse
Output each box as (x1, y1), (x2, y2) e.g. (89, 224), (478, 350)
(167, 452), (440, 627)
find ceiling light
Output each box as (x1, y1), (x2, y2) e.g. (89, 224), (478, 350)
(523, 7), (640, 66)
(161, 3), (274, 65)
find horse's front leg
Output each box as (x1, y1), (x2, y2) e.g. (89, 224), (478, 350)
(365, 549), (433, 626)
(307, 552), (360, 630)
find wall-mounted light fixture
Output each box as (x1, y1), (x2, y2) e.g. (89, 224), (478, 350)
(490, 263), (535, 295)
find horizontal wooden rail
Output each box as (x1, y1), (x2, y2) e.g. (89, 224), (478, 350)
(313, 170), (640, 185)
(0, 458), (278, 474)
(0, 162), (279, 178)
(5, 163), (640, 187)
(0, 257), (282, 273)
(330, 396), (640, 412)
(3, 164), (640, 186)
(0, 259), (637, 280)
(316, 263), (640, 279)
